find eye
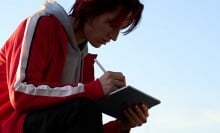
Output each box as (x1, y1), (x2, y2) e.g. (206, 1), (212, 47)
(105, 19), (117, 29)
(105, 19), (111, 23)
(120, 20), (131, 29)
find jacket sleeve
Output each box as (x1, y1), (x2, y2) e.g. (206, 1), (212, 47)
(6, 15), (104, 111)
(104, 120), (130, 133)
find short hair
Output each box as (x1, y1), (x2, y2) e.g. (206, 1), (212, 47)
(69, 0), (144, 35)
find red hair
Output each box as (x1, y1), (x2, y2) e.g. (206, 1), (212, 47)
(69, 0), (144, 35)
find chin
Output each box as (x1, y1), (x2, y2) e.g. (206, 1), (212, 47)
(90, 42), (102, 48)
(94, 44), (102, 48)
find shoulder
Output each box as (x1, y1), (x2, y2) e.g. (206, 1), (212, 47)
(37, 14), (63, 31)
(30, 13), (67, 40)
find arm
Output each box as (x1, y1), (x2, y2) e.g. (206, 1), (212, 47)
(6, 15), (104, 111)
(104, 120), (130, 133)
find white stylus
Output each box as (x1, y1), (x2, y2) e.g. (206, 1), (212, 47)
(94, 59), (106, 73)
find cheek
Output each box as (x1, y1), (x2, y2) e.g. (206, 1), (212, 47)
(83, 20), (111, 42)
(84, 23), (97, 40)
(83, 24), (100, 47)
(84, 30), (95, 44)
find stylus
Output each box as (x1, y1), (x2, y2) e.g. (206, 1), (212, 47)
(94, 59), (107, 73)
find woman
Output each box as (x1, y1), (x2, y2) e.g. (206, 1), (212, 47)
(0, 0), (148, 132)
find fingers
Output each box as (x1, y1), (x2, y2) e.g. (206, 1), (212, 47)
(111, 72), (126, 88)
(123, 104), (149, 128)
(141, 104), (149, 118)
(105, 71), (126, 88)
(108, 71), (126, 84)
(99, 71), (126, 94)
(124, 107), (143, 127)
(135, 104), (148, 123)
(114, 79), (125, 88)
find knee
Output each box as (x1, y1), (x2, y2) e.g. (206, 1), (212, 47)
(73, 98), (103, 126)
(79, 98), (101, 113)
(72, 99), (103, 132)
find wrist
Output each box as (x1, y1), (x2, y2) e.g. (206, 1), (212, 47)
(118, 120), (131, 132)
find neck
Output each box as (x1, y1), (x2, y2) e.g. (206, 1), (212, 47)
(72, 17), (87, 46)
(74, 28), (87, 46)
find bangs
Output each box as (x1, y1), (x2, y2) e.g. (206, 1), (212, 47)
(109, 4), (143, 35)
(109, 11), (132, 29)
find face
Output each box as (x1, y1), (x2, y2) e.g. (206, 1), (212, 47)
(83, 7), (132, 48)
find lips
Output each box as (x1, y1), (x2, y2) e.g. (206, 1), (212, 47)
(101, 39), (110, 44)
(100, 40), (106, 44)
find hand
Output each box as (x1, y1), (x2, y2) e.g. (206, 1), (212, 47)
(99, 71), (126, 95)
(119, 103), (149, 131)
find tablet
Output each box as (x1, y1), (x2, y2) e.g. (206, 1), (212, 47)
(97, 85), (161, 119)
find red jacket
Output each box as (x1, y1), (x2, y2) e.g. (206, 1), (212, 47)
(0, 8), (128, 133)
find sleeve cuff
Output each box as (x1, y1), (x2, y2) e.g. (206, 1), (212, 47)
(104, 120), (130, 133)
(84, 79), (104, 100)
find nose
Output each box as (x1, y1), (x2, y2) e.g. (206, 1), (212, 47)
(109, 29), (120, 41)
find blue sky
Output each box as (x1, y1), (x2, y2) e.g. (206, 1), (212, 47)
(1, 0), (220, 133)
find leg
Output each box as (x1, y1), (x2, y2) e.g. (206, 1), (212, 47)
(23, 98), (103, 133)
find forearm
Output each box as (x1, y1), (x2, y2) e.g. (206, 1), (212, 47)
(104, 120), (130, 133)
